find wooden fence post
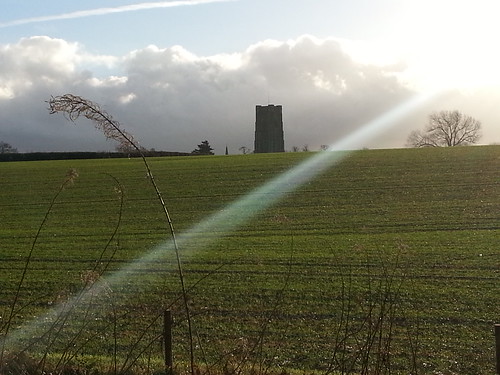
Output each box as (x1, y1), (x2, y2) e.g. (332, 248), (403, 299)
(164, 310), (173, 375)
(495, 324), (500, 374)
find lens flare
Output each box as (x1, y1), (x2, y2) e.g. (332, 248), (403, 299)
(1, 90), (439, 350)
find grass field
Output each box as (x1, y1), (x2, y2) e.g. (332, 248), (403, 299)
(0, 145), (499, 374)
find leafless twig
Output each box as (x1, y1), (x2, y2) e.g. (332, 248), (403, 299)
(48, 94), (196, 375)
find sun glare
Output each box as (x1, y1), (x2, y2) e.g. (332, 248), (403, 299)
(390, 0), (500, 92)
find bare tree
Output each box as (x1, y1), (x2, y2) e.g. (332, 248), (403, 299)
(115, 142), (148, 154)
(407, 110), (481, 147)
(239, 146), (251, 154)
(0, 141), (18, 153)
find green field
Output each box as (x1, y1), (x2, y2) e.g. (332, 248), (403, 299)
(0, 146), (499, 374)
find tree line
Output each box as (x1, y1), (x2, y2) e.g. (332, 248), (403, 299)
(1, 109), (483, 157)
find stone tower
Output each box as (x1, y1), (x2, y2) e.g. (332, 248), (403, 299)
(254, 104), (285, 153)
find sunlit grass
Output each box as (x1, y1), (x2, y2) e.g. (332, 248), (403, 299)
(0, 145), (499, 374)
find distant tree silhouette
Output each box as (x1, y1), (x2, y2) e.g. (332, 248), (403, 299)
(115, 142), (145, 154)
(0, 141), (17, 153)
(192, 140), (214, 155)
(239, 146), (251, 154)
(407, 110), (481, 147)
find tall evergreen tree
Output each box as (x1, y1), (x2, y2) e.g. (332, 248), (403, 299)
(191, 140), (214, 155)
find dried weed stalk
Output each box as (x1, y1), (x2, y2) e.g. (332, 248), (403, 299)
(47, 94), (195, 375)
(48, 94), (138, 152)
(0, 168), (79, 370)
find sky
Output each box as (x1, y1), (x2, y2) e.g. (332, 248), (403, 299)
(1, 0), (500, 154)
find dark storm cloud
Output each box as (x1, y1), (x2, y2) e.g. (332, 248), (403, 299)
(1, 35), (495, 154)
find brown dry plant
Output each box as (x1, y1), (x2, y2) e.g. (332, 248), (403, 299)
(47, 94), (195, 375)
(48, 94), (138, 152)
(0, 168), (79, 371)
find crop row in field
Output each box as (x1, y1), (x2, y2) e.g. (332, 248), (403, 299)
(0, 145), (499, 374)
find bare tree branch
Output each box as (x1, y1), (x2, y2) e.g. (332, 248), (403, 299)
(48, 94), (139, 151)
(48, 94), (197, 375)
(407, 110), (481, 147)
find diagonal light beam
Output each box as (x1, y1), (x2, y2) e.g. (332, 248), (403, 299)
(134, 89), (442, 260)
(2, 89), (441, 350)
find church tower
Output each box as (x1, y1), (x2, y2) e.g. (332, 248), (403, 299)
(254, 104), (285, 153)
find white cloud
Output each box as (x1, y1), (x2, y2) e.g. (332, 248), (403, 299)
(0, 35), (499, 154)
(0, 37), (77, 96)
